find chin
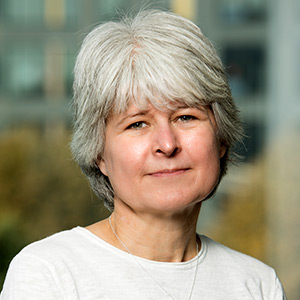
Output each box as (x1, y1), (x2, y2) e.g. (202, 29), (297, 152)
(142, 194), (204, 215)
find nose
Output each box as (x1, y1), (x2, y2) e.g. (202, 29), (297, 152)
(152, 123), (180, 157)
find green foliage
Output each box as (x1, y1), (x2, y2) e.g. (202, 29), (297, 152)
(0, 126), (110, 289)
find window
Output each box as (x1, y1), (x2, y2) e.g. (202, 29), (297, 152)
(223, 46), (266, 98)
(4, 45), (44, 98)
(219, 0), (267, 24)
(3, 0), (44, 26)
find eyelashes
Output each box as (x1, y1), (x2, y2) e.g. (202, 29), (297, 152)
(126, 121), (147, 130)
(177, 115), (197, 122)
(126, 115), (198, 130)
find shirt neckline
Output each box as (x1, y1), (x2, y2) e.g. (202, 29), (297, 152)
(74, 226), (207, 269)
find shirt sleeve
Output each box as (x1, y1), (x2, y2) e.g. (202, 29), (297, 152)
(272, 274), (287, 300)
(0, 251), (63, 300)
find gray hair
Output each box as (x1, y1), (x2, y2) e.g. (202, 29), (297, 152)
(71, 9), (243, 211)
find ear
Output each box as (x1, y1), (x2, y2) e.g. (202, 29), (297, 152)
(98, 158), (108, 176)
(219, 144), (227, 158)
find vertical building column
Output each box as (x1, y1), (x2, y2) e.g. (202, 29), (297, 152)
(170, 0), (196, 20)
(44, 39), (66, 99)
(44, 38), (66, 138)
(267, 0), (300, 298)
(44, 0), (65, 29)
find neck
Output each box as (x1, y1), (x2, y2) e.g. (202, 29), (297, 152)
(109, 203), (201, 262)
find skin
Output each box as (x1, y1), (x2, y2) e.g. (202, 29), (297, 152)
(87, 101), (226, 262)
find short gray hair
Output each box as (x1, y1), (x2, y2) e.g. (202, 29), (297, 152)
(71, 9), (243, 211)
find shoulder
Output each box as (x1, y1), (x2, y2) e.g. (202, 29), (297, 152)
(6, 226), (102, 275)
(3, 227), (82, 272)
(18, 227), (85, 258)
(0, 227), (92, 299)
(199, 235), (286, 299)
(200, 234), (273, 275)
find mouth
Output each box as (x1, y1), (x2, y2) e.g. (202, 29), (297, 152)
(148, 168), (190, 177)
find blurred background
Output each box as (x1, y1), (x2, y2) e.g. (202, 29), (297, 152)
(0, 0), (299, 298)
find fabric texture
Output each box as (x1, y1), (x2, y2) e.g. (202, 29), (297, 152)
(0, 227), (286, 299)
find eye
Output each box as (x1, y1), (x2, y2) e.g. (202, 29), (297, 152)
(127, 121), (147, 129)
(177, 115), (197, 122)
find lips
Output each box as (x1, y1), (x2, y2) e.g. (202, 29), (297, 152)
(148, 168), (190, 177)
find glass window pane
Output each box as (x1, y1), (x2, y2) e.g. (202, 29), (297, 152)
(219, 0), (267, 24)
(3, 0), (44, 25)
(5, 45), (44, 97)
(65, 0), (80, 26)
(223, 46), (266, 97)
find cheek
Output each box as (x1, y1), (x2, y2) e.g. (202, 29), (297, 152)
(103, 137), (148, 179)
(185, 129), (221, 168)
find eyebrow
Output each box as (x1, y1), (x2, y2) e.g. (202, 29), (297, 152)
(116, 110), (150, 127)
(114, 104), (208, 127)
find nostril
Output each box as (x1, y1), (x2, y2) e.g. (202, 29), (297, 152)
(156, 146), (179, 157)
(169, 147), (179, 157)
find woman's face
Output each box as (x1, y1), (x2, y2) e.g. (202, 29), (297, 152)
(99, 101), (226, 214)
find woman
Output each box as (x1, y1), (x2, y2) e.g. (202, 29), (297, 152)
(1, 10), (285, 299)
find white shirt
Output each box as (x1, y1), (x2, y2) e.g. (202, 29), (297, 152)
(0, 227), (286, 299)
